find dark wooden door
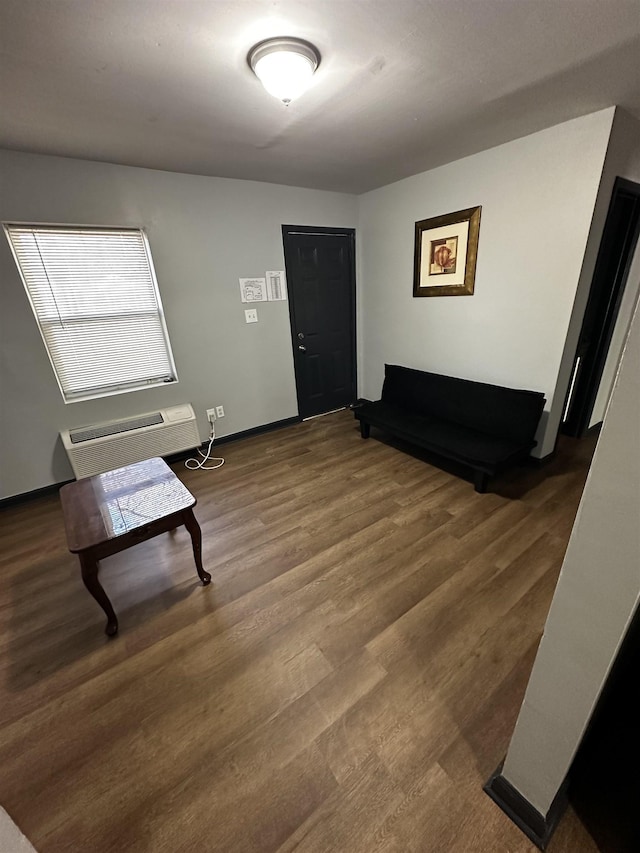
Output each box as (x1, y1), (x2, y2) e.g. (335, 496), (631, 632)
(282, 226), (356, 419)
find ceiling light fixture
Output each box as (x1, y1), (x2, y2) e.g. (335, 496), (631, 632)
(248, 37), (320, 105)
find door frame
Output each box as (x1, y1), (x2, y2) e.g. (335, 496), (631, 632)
(561, 177), (640, 437)
(281, 224), (358, 418)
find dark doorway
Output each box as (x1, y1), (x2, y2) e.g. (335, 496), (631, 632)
(282, 225), (357, 419)
(562, 177), (640, 437)
(568, 603), (640, 853)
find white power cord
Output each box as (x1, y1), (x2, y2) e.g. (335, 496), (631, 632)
(185, 421), (225, 470)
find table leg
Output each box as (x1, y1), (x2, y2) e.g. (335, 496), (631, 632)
(183, 509), (211, 585)
(80, 553), (119, 636)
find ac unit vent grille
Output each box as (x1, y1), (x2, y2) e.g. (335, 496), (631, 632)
(60, 404), (199, 479)
(70, 412), (164, 444)
(68, 422), (198, 478)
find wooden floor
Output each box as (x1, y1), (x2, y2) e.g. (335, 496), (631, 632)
(0, 411), (600, 852)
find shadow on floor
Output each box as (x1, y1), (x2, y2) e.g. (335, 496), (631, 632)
(5, 535), (210, 691)
(356, 423), (597, 501)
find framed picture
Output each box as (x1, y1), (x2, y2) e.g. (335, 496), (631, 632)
(413, 206), (481, 297)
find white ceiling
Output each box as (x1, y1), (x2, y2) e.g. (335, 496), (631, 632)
(1, 0), (639, 193)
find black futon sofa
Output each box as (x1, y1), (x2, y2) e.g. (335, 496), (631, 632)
(354, 364), (545, 492)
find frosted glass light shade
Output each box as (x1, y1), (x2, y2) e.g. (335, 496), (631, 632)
(249, 38), (320, 104)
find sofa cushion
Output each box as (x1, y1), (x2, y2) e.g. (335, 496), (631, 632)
(381, 364), (545, 445)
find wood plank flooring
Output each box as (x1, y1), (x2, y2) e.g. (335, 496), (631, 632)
(0, 411), (599, 852)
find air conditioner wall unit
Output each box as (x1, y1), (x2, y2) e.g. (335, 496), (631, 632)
(60, 404), (200, 479)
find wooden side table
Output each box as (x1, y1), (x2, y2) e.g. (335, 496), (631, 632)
(60, 457), (210, 636)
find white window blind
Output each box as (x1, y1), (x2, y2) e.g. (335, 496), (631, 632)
(4, 225), (177, 402)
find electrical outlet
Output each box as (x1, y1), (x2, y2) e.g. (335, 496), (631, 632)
(245, 308), (258, 323)
(206, 408), (216, 423)
(215, 405), (225, 418)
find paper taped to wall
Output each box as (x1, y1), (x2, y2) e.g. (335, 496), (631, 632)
(266, 270), (287, 301)
(239, 278), (266, 302)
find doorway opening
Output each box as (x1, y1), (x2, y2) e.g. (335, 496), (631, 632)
(562, 177), (640, 437)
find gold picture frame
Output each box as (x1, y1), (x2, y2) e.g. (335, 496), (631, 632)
(413, 206), (481, 297)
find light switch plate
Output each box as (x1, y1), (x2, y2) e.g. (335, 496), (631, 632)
(245, 308), (258, 323)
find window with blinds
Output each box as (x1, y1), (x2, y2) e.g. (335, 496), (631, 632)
(4, 225), (178, 402)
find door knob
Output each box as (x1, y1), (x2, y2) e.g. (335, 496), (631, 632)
(298, 345), (307, 352)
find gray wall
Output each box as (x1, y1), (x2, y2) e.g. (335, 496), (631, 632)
(499, 108), (640, 819)
(0, 107), (623, 497)
(356, 108), (615, 458)
(0, 151), (356, 498)
(501, 289), (640, 815)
